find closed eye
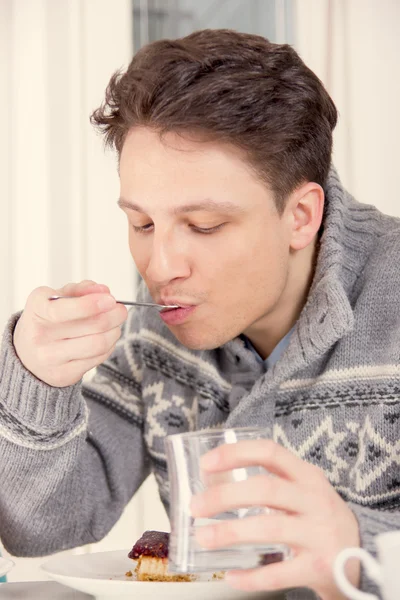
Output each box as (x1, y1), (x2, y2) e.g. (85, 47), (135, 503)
(191, 223), (226, 234)
(131, 223), (154, 233)
(131, 223), (226, 234)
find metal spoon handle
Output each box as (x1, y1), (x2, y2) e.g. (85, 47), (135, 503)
(116, 300), (179, 310)
(48, 296), (178, 311)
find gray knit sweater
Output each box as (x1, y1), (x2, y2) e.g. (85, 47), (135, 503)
(1, 169), (399, 599)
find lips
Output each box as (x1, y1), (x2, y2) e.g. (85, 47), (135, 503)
(159, 304), (197, 325)
(160, 299), (193, 309)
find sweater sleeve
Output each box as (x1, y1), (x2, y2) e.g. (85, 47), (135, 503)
(349, 503), (399, 597)
(0, 309), (150, 557)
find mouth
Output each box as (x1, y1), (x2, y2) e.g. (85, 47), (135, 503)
(159, 298), (193, 310)
(161, 303), (191, 312)
(159, 304), (197, 325)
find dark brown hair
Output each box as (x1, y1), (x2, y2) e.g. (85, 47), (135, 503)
(91, 29), (337, 212)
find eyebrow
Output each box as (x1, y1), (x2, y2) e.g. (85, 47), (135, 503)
(117, 197), (245, 215)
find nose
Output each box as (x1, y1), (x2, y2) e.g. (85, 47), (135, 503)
(145, 228), (191, 285)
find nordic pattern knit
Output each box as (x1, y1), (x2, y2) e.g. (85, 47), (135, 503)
(1, 168), (400, 599)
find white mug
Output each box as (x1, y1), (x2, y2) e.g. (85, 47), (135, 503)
(334, 530), (400, 600)
(0, 556), (14, 578)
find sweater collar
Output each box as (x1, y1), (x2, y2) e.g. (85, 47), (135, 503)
(224, 167), (355, 381)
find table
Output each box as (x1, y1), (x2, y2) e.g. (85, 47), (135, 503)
(0, 581), (308, 599)
(0, 581), (93, 599)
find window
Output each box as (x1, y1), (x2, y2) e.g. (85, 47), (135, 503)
(132, 0), (295, 51)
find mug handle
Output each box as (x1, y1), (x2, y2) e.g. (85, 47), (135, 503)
(334, 547), (383, 600)
(0, 557), (14, 577)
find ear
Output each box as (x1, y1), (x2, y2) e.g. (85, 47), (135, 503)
(285, 182), (324, 251)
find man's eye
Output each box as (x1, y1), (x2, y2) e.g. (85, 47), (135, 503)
(191, 223), (225, 234)
(131, 223), (226, 234)
(132, 223), (153, 233)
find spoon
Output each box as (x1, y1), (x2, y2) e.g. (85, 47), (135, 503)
(48, 296), (179, 312)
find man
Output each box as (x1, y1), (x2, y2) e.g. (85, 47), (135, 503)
(0, 29), (399, 600)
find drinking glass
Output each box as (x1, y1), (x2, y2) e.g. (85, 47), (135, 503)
(165, 426), (290, 573)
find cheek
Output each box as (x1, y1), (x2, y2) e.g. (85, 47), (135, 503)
(128, 231), (149, 276)
(212, 230), (289, 301)
(193, 239), (258, 301)
(215, 228), (286, 276)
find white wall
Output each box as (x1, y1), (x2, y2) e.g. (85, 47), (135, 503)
(0, 0), (137, 334)
(294, 0), (400, 217)
(0, 0), (170, 583)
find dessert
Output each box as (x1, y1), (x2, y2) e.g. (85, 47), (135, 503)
(128, 530), (282, 581)
(128, 530), (193, 582)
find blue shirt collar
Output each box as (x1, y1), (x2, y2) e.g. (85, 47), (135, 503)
(241, 327), (295, 370)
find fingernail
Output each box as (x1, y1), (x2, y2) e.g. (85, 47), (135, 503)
(98, 296), (115, 310)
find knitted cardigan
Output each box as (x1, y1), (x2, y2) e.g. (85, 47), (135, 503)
(1, 169), (399, 599)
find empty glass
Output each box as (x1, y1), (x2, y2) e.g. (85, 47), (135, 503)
(165, 426), (290, 573)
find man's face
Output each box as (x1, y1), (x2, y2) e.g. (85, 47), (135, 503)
(119, 127), (294, 350)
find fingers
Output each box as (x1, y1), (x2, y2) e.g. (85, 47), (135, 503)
(225, 554), (312, 593)
(48, 342), (118, 388)
(200, 439), (325, 484)
(45, 326), (122, 363)
(58, 280), (110, 297)
(191, 473), (312, 518)
(37, 291), (116, 323)
(195, 513), (309, 551)
(15, 280), (125, 388)
(52, 304), (127, 341)
(29, 281), (115, 323)
(47, 294), (116, 323)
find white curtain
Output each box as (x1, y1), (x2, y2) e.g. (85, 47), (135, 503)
(0, 0), (137, 333)
(294, 0), (400, 217)
(0, 0), (170, 582)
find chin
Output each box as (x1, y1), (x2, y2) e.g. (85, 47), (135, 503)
(171, 328), (228, 351)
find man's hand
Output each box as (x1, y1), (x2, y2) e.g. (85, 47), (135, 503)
(13, 280), (128, 387)
(191, 439), (360, 600)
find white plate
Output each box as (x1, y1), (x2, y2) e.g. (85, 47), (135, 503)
(41, 549), (278, 599)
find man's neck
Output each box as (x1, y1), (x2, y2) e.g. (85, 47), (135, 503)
(243, 238), (319, 359)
